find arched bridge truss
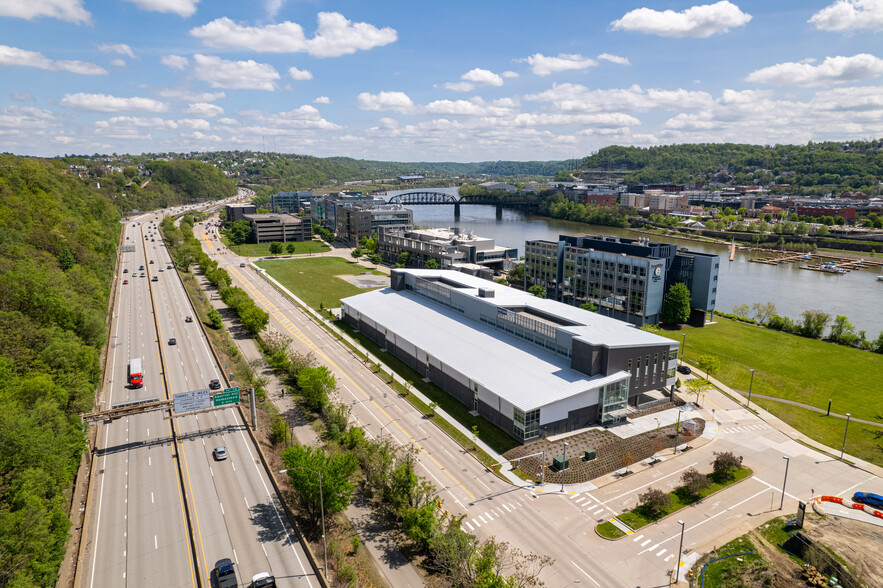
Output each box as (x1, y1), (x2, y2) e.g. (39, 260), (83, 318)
(388, 191), (538, 217)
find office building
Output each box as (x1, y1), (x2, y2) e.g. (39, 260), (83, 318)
(335, 203), (412, 246)
(341, 269), (679, 442)
(377, 226), (517, 273)
(270, 191), (313, 214)
(243, 213), (312, 243)
(225, 203), (256, 222)
(524, 234), (719, 327)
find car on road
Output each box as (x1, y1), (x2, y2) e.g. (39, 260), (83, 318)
(213, 558), (237, 587)
(853, 492), (883, 509)
(185, 316), (193, 322)
(251, 572), (276, 587)
(239, 262), (246, 267)
(140, 272), (145, 277)
(122, 280), (128, 285)
(151, 276), (158, 282)
(139, 265), (144, 270)
(677, 365), (692, 375)
(213, 446), (227, 461)
(209, 378), (221, 390)
(167, 265), (172, 269)
(149, 260), (154, 264)
(123, 268), (128, 273)
(168, 338), (176, 345)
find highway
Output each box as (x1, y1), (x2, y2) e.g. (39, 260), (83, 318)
(195, 211), (883, 587)
(79, 201), (318, 588)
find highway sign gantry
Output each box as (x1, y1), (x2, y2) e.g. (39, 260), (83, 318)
(212, 387), (240, 407)
(173, 389), (211, 414)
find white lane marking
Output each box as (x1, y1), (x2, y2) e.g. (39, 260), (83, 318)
(233, 549), (238, 565)
(484, 512), (493, 521)
(656, 548), (667, 557)
(151, 492), (154, 504)
(755, 477), (800, 502)
(640, 539), (651, 547)
(148, 456), (151, 466)
(600, 462), (698, 505)
(478, 515), (487, 524)
(219, 502), (224, 516)
(465, 521), (474, 531)
(155, 536), (158, 550)
(244, 496), (249, 509)
(575, 497), (586, 504)
(472, 519), (481, 528)
(838, 475), (878, 497)
(665, 554), (675, 562)
(502, 504), (511, 512)
(632, 534), (644, 543)
(593, 508), (604, 515)
(570, 560), (601, 587)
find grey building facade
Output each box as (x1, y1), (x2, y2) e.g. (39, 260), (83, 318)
(525, 234), (719, 326)
(341, 269), (679, 443)
(225, 203), (256, 223)
(271, 191), (313, 214)
(243, 213), (312, 243)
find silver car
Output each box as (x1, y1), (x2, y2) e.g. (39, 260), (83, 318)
(213, 446), (228, 461)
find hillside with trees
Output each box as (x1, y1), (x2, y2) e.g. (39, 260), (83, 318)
(581, 140), (883, 194)
(0, 156), (120, 587)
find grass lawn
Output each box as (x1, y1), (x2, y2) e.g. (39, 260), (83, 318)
(662, 317), (883, 465)
(596, 467), (753, 539)
(221, 236), (330, 257)
(257, 257), (385, 310)
(699, 535), (769, 587)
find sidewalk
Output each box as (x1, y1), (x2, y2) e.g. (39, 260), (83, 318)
(193, 270), (422, 588)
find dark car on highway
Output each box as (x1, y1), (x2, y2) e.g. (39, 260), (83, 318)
(209, 378), (221, 390)
(213, 558), (238, 588)
(677, 365), (692, 375)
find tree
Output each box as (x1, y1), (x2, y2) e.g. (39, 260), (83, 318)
(680, 468), (711, 497)
(816, 225), (830, 236)
(696, 354), (720, 379)
(351, 247), (363, 259)
(286, 242), (296, 254)
(712, 451), (743, 480)
(799, 309), (830, 339)
(828, 315), (859, 346)
(638, 487), (671, 517)
(239, 304), (269, 336)
(685, 377), (711, 406)
(226, 220), (252, 245)
(207, 309), (223, 330)
(281, 444), (358, 528)
(661, 282), (691, 325)
(269, 242), (283, 255)
(370, 253), (382, 265)
(506, 263), (524, 287)
(297, 366), (336, 411)
(424, 258), (439, 269)
(579, 301), (598, 312)
(397, 251), (412, 267)
(528, 284), (546, 298)
(751, 301), (777, 324)
(731, 304), (750, 319)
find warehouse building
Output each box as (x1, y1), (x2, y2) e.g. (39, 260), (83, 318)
(341, 269), (678, 443)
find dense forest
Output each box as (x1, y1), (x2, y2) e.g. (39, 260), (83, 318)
(581, 140), (883, 193)
(0, 155), (238, 587)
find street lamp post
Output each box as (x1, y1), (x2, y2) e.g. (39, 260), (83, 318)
(840, 413), (851, 460)
(280, 467), (327, 577)
(779, 456), (790, 510)
(561, 442), (569, 493)
(680, 333), (686, 364)
(674, 409), (684, 454)
(746, 368), (755, 409)
(380, 417), (401, 443)
(675, 520), (685, 583)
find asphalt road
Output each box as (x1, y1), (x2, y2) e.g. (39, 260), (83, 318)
(80, 203), (318, 588)
(195, 212), (883, 588)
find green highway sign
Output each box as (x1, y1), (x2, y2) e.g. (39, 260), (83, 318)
(212, 387), (240, 407)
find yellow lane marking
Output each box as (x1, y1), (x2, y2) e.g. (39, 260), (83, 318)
(228, 266), (476, 500)
(700, 392), (737, 423)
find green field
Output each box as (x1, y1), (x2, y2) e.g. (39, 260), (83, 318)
(257, 256), (385, 310)
(666, 317), (883, 465)
(221, 236), (330, 257)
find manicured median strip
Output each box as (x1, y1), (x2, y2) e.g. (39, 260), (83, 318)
(596, 467), (753, 540)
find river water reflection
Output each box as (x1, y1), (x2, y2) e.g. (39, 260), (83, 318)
(398, 200), (883, 336)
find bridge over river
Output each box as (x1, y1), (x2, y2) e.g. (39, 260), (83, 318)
(386, 190), (538, 218)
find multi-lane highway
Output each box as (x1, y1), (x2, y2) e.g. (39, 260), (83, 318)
(193, 212), (882, 587)
(79, 204), (318, 588)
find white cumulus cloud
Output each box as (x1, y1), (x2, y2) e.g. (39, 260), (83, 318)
(357, 91), (414, 113)
(0, 45), (107, 75)
(192, 54), (280, 91)
(313, 96), (331, 104)
(161, 55), (189, 70)
(111, 59), (126, 67)
(809, 0), (883, 32)
(443, 81), (475, 92)
(524, 53), (597, 76)
(288, 66), (313, 80)
(99, 43), (135, 58)
(745, 54), (883, 86)
(611, 1), (752, 38)
(184, 102), (224, 117)
(124, 0), (200, 17)
(157, 88), (225, 102)
(501, 71), (519, 79)
(0, 0), (91, 24)
(461, 68), (504, 87)
(60, 93), (169, 113)
(598, 53), (631, 65)
(189, 12), (397, 57)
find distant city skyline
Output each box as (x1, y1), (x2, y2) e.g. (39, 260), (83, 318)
(2, 0), (882, 161)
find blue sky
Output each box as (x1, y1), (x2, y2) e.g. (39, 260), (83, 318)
(2, 0), (882, 161)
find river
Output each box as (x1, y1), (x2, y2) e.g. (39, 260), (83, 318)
(386, 191), (883, 336)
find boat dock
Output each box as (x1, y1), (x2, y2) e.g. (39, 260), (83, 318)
(750, 251), (883, 273)
(750, 252), (812, 265)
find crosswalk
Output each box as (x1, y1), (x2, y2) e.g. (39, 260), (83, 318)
(461, 495), (532, 532)
(631, 533), (678, 561)
(719, 423), (770, 435)
(568, 491), (618, 517)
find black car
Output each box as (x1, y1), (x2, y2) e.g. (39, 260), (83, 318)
(213, 558), (238, 588)
(209, 379), (221, 390)
(168, 338), (176, 345)
(677, 365), (692, 375)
